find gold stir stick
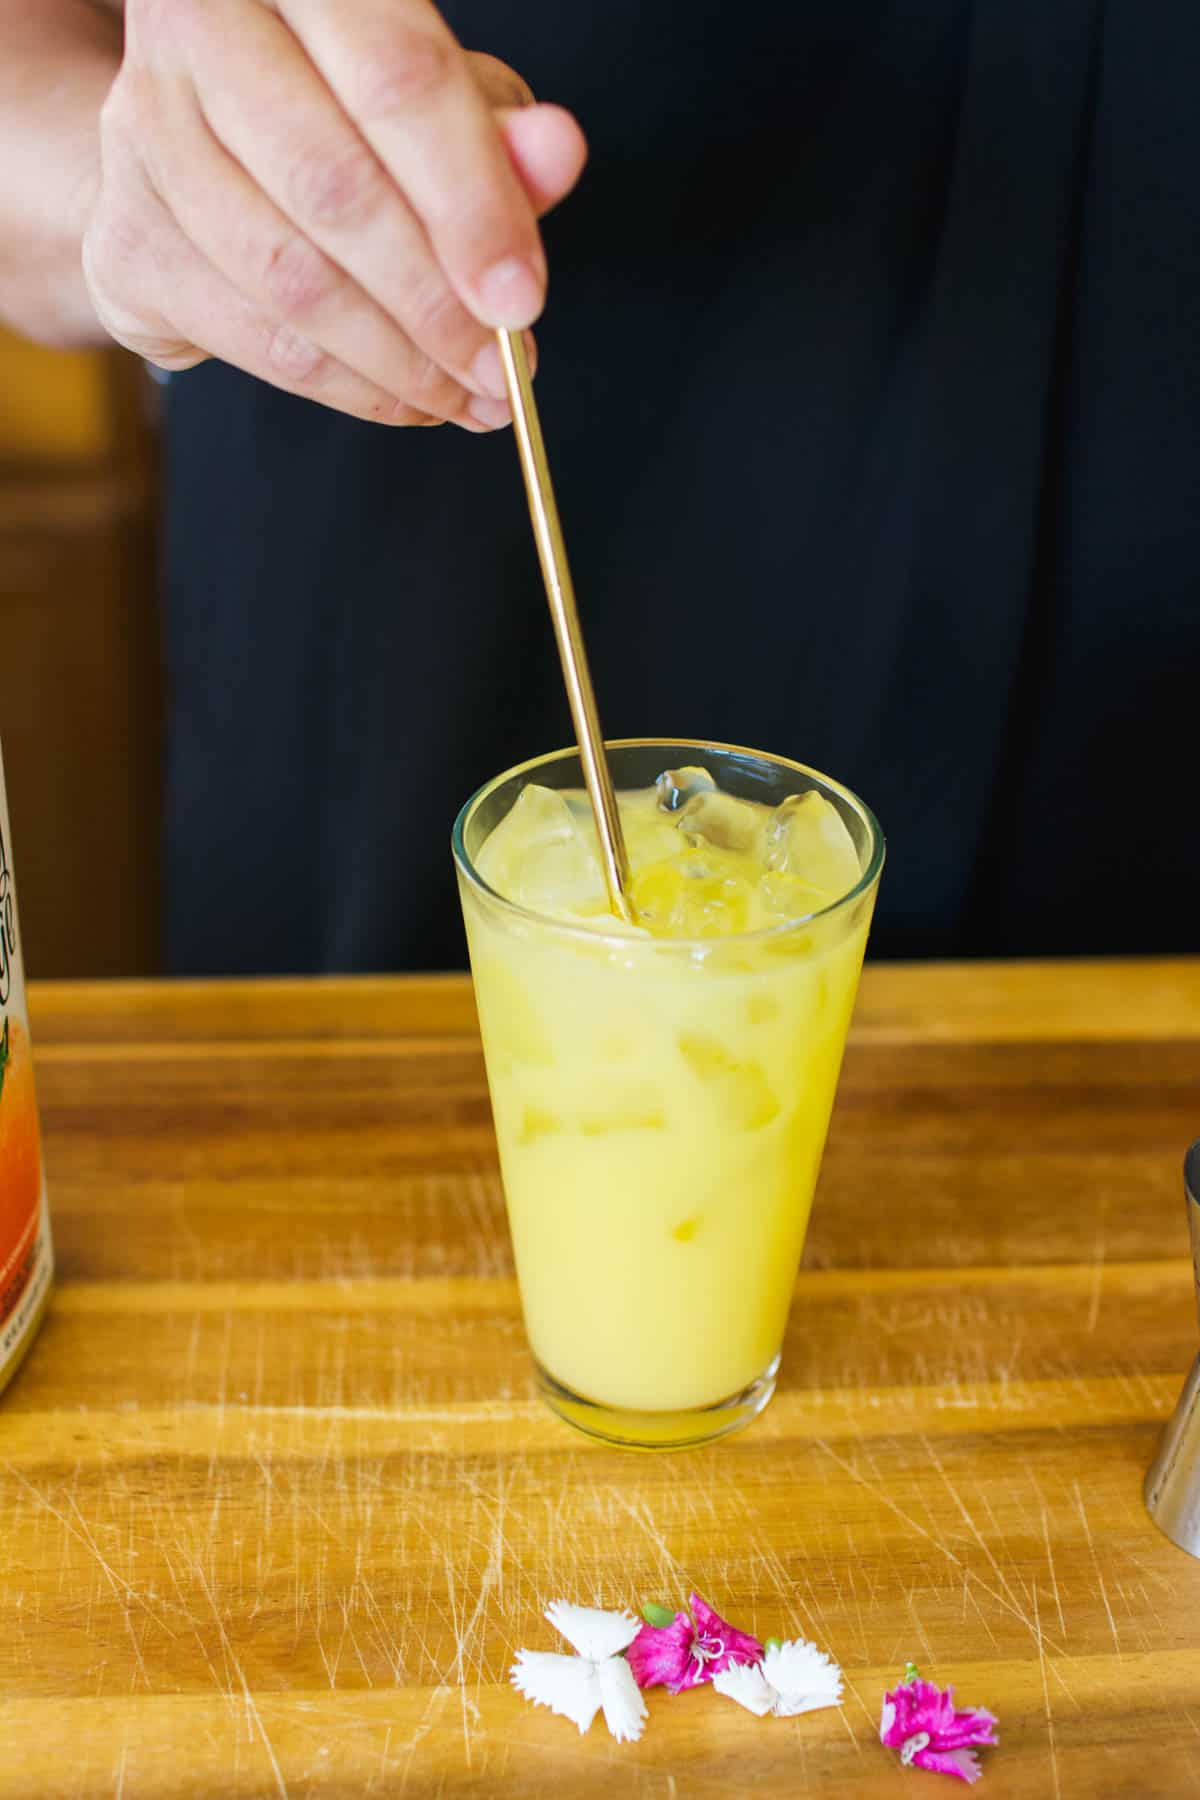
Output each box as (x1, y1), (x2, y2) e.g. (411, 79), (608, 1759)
(495, 328), (633, 923)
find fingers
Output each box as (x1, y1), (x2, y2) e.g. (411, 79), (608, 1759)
(85, 132), (454, 427)
(173, 0), (515, 411)
(277, 0), (548, 328)
(143, 77), (492, 425)
(90, 0), (588, 429)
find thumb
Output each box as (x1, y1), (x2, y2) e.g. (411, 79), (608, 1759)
(497, 104), (589, 218)
(465, 53), (588, 218)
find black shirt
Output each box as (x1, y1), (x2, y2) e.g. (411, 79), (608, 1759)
(164, 1), (1200, 972)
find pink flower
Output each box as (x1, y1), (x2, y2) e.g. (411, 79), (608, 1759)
(880, 1665), (999, 1784)
(627, 1593), (763, 1694)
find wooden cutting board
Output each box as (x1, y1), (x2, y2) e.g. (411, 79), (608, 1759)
(1, 961), (1198, 1796)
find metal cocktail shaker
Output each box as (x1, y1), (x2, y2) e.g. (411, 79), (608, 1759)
(1144, 1142), (1200, 1557)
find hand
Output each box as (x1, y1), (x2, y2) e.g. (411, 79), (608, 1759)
(82, 0), (587, 429)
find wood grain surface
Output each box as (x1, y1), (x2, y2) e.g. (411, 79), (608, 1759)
(3, 961), (1199, 1797)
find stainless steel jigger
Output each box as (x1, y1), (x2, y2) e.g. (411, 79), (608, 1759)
(1144, 1141), (1200, 1556)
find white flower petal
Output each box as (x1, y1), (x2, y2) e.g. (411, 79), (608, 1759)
(597, 1654), (649, 1743)
(510, 1650), (602, 1735)
(711, 1661), (777, 1717)
(544, 1600), (641, 1661)
(880, 1698), (896, 1742)
(714, 1642), (845, 1722)
(761, 1640), (844, 1717)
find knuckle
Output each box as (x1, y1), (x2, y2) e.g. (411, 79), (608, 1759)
(403, 272), (480, 366)
(127, 0), (182, 44)
(84, 205), (148, 302)
(406, 353), (461, 415)
(264, 324), (326, 386)
(286, 140), (383, 230)
(98, 71), (149, 150)
(448, 195), (531, 278)
(381, 399), (438, 427)
(96, 84), (124, 146)
(407, 271), (470, 343)
(355, 31), (456, 118)
(126, 0), (203, 65)
(260, 234), (337, 321)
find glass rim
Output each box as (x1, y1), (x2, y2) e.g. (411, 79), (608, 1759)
(452, 737), (886, 952)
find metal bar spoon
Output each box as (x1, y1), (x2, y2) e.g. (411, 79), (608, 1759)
(494, 328), (634, 924)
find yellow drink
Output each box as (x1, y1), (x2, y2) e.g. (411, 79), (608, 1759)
(454, 742), (882, 1447)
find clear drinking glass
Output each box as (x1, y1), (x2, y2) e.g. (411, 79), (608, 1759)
(453, 740), (884, 1449)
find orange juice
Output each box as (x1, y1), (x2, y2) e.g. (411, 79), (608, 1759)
(456, 743), (882, 1447)
(0, 748), (52, 1394)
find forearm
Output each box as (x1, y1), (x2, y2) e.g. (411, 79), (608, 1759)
(0, 0), (122, 346)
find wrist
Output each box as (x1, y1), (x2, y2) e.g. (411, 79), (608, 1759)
(0, 0), (120, 346)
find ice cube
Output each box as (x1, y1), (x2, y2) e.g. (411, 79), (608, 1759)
(675, 789), (766, 856)
(676, 1033), (780, 1129)
(630, 850), (755, 936)
(746, 992), (779, 1024)
(722, 1062), (781, 1130)
(655, 766), (717, 812)
(758, 869), (828, 923)
(479, 784), (574, 866)
(763, 791), (860, 903)
(475, 784), (605, 916)
(676, 1032), (737, 1080)
(518, 1104), (562, 1145)
(578, 1089), (666, 1134)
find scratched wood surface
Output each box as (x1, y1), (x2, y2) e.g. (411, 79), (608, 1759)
(2, 961), (1199, 1798)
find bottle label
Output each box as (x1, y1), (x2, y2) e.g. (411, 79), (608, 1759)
(0, 756), (52, 1378)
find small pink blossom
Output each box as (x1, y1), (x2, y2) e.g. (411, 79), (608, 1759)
(880, 1665), (999, 1784)
(628, 1593), (763, 1694)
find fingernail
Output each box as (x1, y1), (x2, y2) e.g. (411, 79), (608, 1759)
(468, 394), (513, 429)
(468, 341), (509, 400)
(477, 256), (544, 329)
